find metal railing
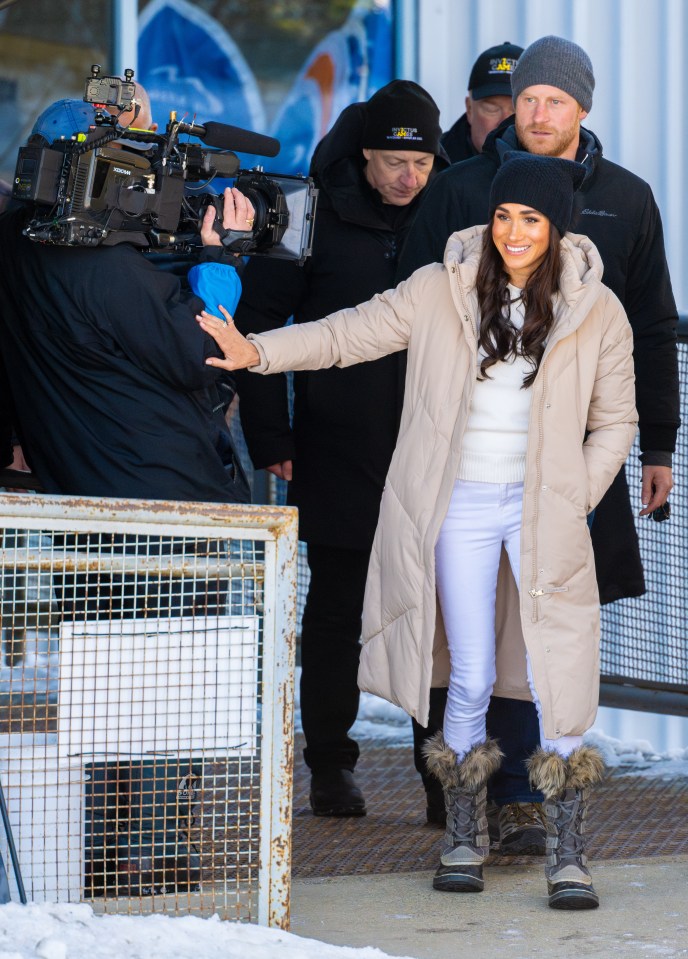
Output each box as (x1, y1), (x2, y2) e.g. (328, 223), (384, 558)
(0, 494), (297, 926)
(598, 316), (688, 714)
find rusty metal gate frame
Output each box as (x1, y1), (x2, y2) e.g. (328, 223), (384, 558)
(0, 493), (298, 929)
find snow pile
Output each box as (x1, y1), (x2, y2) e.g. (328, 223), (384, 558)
(584, 728), (688, 777)
(0, 902), (414, 959)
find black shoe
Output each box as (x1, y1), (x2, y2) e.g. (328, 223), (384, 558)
(309, 769), (366, 817)
(424, 777), (446, 827)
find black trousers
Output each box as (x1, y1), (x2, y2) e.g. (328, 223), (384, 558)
(300, 543), (370, 773)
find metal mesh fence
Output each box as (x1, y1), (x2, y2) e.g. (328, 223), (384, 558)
(600, 334), (687, 694)
(0, 497), (296, 924)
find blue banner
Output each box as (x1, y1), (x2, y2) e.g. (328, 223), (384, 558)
(138, 0), (393, 175)
(265, 2), (393, 174)
(138, 0), (265, 136)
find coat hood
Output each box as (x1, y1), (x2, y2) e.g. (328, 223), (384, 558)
(442, 224), (606, 331)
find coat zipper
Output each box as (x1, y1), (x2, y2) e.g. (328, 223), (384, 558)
(450, 265), (476, 343)
(529, 586), (569, 598)
(530, 362), (547, 623)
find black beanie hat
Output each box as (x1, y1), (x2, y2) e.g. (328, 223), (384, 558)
(489, 153), (587, 237)
(362, 79), (442, 154)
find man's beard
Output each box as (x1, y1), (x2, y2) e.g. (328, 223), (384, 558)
(515, 117), (580, 158)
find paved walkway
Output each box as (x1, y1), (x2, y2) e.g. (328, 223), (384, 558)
(292, 857), (688, 958)
(289, 737), (688, 957)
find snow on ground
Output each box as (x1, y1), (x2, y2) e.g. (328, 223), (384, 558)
(0, 902), (414, 959)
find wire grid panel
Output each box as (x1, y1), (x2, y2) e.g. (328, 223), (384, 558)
(600, 338), (688, 692)
(266, 474), (310, 636)
(0, 496), (297, 926)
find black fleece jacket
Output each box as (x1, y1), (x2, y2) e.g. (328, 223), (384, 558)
(397, 120), (680, 456)
(440, 112), (479, 164)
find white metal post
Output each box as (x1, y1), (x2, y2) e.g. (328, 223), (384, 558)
(111, 0), (138, 75)
(257, 510), (298, 928)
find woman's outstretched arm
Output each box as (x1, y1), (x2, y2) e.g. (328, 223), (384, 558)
(196, 305), (260, 371)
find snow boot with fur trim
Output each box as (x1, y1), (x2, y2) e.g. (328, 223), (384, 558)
(422, 733), (503, 892)
(528, 745), (605, 910)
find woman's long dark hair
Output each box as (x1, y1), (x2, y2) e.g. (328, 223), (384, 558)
(475, 219), (561, 388)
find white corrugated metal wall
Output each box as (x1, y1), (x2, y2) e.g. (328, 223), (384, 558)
(411, 0), (687, 311)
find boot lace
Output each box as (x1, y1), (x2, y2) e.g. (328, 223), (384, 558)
(552, 790), (588, 867)
(500, 802), (544, 831)
(446, 786), (484, 847)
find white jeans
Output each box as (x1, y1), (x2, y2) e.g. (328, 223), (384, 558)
(435, 479), (582, 762)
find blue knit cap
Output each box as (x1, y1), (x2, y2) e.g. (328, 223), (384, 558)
(31, 99), (96, 143)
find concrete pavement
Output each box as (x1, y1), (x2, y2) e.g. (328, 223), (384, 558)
(291, 855), (688, 958)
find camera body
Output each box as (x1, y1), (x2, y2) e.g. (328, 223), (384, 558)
(12, 67), (318, 263)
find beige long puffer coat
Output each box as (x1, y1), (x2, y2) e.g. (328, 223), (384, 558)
(249, 226), (638, 740)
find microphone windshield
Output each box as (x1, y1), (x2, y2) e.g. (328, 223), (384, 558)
(201, 122), (280, 157)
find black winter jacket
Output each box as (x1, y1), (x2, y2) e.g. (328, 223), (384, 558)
(440, 113), (479, 165)
(234, 102), (448, 549)
(0, 207), (249, 503)
(397, 120), (680, 602)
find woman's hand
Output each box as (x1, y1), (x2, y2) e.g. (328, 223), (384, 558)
(196, 305), (261, 371)
(201, 187), (256, 247)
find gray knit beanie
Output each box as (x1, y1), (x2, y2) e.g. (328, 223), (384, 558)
(511, 36), (594, 112)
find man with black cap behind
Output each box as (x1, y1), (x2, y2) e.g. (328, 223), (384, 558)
(398, 35), (679, 856)
(232, 80), (449, 817)
(441, 41), (523, 162)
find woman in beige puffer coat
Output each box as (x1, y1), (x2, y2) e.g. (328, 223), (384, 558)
(198, 155), (637, 909)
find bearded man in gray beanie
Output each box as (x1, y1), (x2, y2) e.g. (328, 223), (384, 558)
(398, 35), (679, 854)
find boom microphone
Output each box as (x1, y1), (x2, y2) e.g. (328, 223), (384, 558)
(177, 120), (280, 157)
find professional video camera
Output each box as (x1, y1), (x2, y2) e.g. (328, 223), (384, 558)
(11, 66), (318, 263)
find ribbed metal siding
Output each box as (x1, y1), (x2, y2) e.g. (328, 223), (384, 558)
(411, 0), (687, 310)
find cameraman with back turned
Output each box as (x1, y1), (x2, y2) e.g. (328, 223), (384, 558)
(0, 98), (254, 504)
(0, 95), (262, 899)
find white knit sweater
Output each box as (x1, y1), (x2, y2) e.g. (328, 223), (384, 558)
(458, 290), (534, 483)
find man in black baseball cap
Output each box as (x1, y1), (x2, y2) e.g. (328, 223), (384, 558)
(442, 41), (523, 162)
